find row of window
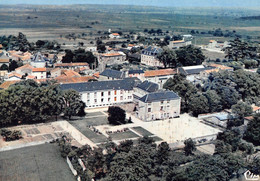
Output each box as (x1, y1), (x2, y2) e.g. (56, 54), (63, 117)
(87, 90), (128, 97)
(148, 105), (171, 112)
(87, 96), (132, 103)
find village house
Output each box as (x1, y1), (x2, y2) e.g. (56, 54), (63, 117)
(60, 78), (139, 108)
(86, 47), (97, 52)
(98, 52), (126, 72)
(8, 51), (32, 63)
(7, 73), (23, 81)
(252, 105), (260, 114)
(168, 40), (192, 49)
(133, 80), (159, 101)
(144, 69), (177, 88)
(32, 68), (47, 79)
(0, 70), (8, 80)
(30, 52), (46, 68)
(128, 69), (144, 80)
(0, 51), (10, 67)
(109, 33), (120, 39)
(207, 40), (229, 49)
(50, 68), (62, 78)
(99, 69), (125, 81)
(136, 91), (181, 121)
(54, 62), (90, 70)
(178, 65), (215, 83)
(15, 64), (34, 76)
(141, 46), (163, 67)
(58, 69), (81, 78)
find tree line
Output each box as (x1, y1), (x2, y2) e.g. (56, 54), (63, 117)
(157, 45), (205, 68)
(56, 132), (260, 181)
(164, 69), (260, 120)
(0, 80), (85, 128)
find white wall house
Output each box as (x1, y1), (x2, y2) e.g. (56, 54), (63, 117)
(141, 46), (163, 67)
(169, 40), (191, 49)
(98, 52), (126, 72)
(109, 33), (120, 39)
(144, 69), (177, 89)
(136, 91), (181, 121)
(60, 78), (138, 108)
(32, 68), (47, 79)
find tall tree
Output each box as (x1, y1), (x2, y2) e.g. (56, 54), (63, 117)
(244, 114), (260, 146)
(184, 138), (196, 155)
(107, 106), (126, 125)
(175, 45), (205, 66)
(157, 48), (177, 68)
(62, 89), (82, 120)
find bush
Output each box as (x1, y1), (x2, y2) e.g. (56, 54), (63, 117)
(0, 128), (22, 141)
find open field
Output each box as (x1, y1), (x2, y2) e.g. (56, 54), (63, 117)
(0, 143), (75, 181)
(0, 5), (260, 44)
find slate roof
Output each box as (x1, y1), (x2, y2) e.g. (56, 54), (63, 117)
(136, 81), (159, 93)
(100, 69), (125, 79)
(141, 46), (162, 56)
(179, 66), (215, 75)
(139, 91), (180, 103)
(60, 78), (137, 92)
(129, 69), (144, 74)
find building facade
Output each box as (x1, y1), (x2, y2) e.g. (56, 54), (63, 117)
(60, 78), (138, 108)
(136, 91), (181, 121)
(141, 46), (163, 67)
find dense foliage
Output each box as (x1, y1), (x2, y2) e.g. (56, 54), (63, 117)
(107, 106), (126, 125)
(244, 114), (260, 146)
(0, 80), (84, 127)
(56, 135), (258, 181)
(164, 69), (260, 116)
(158, 45), (205, 68)
(62, 49), (98, 69)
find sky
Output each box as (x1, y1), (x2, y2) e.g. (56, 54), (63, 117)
(0, 0), (260, 7)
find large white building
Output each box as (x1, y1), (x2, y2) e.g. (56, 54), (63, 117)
(60, 78), (139, 108)
(141, 46), (163, 67)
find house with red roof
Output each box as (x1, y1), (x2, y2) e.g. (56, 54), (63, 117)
(109, 33), (120, 39)
(32, 68), (47, 79)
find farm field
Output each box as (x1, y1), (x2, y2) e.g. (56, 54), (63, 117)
(0, 5), (260, 44)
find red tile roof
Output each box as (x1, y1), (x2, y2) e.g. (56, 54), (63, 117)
(55, 62), (89, 67)
(252, 105), (260, 112)
(61, 70), (81, 78)
(102, 53), (122, 57)
(144, 69), (177, 77)
(0, 80), (20, 89)
(8, 73), (22, 78)
(15, 64), (34, 71)
(0, 59), (9, 63)
(112, 33), (120, 36)
(32, 68), (47, 72)
(172, 40), (184, 43)
(26, 75), (36, 79)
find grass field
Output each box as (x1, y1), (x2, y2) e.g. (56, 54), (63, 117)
(109, 130), (140, 141)
(0, 144), (75, 181)
(131, 126), (154, 137)
(0, 4), (260, 43)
